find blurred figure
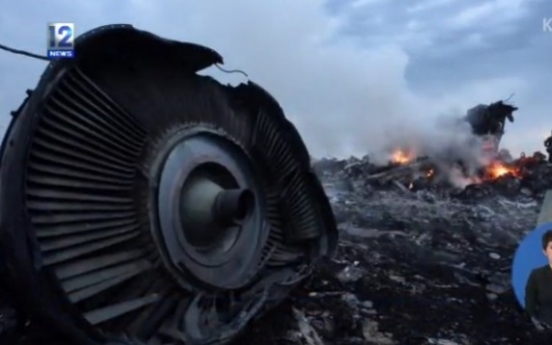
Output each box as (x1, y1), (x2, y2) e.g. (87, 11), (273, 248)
(545, 131), (552, 163)
(525, 230), (552, 325)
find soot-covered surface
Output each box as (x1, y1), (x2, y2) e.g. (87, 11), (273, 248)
(3, 156), (552, 344)
(234, 157), (552, 345)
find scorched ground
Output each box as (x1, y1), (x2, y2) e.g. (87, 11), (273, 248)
(236, 153), (552, 344)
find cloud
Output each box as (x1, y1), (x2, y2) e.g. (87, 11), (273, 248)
(0, 0), (549, 159)
(447, 0), (529, 29)
(407, 0), (459, 13)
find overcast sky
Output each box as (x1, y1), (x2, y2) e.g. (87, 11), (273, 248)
(0, 0), (550, 158)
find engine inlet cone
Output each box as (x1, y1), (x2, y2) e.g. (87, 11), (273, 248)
(152, 133), (267, 290)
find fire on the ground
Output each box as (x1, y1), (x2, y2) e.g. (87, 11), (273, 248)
(389, 146), (525, 187)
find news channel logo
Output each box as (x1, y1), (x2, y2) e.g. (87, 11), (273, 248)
(544, 18), (552, 33)
(47, 23), (75, 59)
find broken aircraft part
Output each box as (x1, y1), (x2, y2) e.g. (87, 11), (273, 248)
(0, 24), (338, 344)
(464, 100), (518, 138)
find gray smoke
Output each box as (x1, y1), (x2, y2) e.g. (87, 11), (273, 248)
(369, 113), (496, 188)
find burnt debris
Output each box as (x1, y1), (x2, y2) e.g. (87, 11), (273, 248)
(0, 25), (337, 345)
(0, 25), (550, 345)
(238, 153), (552, 345)
(7, 148), (552, 344)
(234, 98), (552, 344)
(464, 100), (518, 137)
(6, 114), (552, 345)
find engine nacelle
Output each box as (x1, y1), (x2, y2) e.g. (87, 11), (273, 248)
(0, 25), (337, 345)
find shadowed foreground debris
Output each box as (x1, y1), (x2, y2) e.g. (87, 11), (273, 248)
(0, 22), (544, 344)
(234, 156), (552, 345)
(4, 154), (552, 344)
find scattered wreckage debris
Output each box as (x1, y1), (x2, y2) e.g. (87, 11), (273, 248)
(345, 147), (551, 200)
(1, 25), (550, 344)
(0, 25), (337, 345)
(267, 99), (551, 343)
(464, 99), (518, 139)
(239, 152), (552, 345)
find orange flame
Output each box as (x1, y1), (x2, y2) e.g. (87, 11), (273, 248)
(391, 149), (414, 165)
(485, 161), (520, 180)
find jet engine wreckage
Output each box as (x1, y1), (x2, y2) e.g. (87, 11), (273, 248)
(0, 25), (338, 345)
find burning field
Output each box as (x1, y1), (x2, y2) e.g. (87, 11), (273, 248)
(3, 100), (552, 344)
(385, 147), (527, 188)
(234, 144), (552, 344)
(8, 139), (551, 345)
(357, 142), (549, 197)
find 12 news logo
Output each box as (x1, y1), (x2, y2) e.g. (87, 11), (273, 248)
(47, 23), (75, 59)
